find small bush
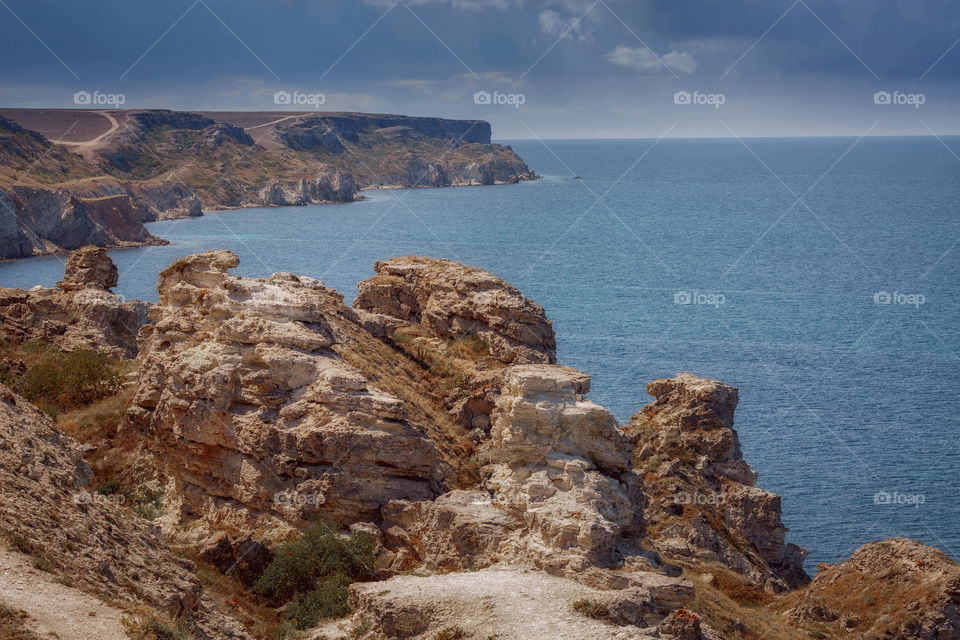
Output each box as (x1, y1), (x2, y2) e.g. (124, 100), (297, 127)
(283, 573), (352, 629)
(253, 521), (374, 625)
(19, 348), (122, 417)
(572, 599), (608, 619)
(3, 531), (33, 554)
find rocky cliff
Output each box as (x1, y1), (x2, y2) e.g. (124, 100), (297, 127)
(0, 109), (536, 261)
(626, 374), (809, 592)
(7, 249), (957, 639)
(0, 115), (197, 258)
(0, 382), (250, 637)
(0, 246), (147, 358)
(275, 113), (492, 149)
(128, 251), (444, 533)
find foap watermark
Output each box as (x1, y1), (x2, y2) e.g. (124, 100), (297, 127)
(473, 90), (526, 109)
(273, 490), (326, 507)
(874, 490), (925, 508)
(874, 291), (925, 309)
(674, 290), (726, 308)
(873, 91), (925, 108)
(73, 290), (125, 305)
(674, 490), (725, 506)
(73, 90), (126, 107)
(673, 91), (725, 109)
(274, 90), (326, 108)
(73, 491), (126, 507)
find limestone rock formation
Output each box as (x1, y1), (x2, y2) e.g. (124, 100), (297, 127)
(252, 170), (358, 207)
(0, 246), (145, 357)
(56, 245), (118, 291)
(626, 373), (809, 591)
(312, 566), (693, 640)
(0, 383), (249, 638)
(128, 251), (442, 532)
(483, 364), (644, 570)
(381, 364), (655, 581)
(355, 257), (556, 364)
(788, 538), (960, 639)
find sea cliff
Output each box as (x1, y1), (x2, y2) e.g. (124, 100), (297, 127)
(0, 109), (536, 260)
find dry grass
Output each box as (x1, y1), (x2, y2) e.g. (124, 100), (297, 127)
(121, 609), (200, 640)
(0, 605), (40, 640)
(333, 323), (478, 487)
(571, 599), (608, 620)
(681, 568), (822, 640)
(185, 553), (284, 640)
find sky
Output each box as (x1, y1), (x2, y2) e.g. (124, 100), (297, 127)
(1, 0), (959, 138)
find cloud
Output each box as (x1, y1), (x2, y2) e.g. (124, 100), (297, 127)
(363, 0), (521, 9)
(605, 45), (697, 74)
(538, 9), (594, 43)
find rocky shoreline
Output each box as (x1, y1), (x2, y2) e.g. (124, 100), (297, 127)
(0, 110), (537, 261)
(0, 247), (954, 639)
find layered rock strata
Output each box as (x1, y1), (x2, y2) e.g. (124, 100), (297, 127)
(128, 251), (442, 532)
(355, 257), (556, 365)
(626, 373), (809, 591)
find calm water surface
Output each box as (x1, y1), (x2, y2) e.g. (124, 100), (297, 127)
(3, 137), (959, 573)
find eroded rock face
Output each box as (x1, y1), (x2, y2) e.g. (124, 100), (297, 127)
(626, 374), (809, 591)
(129, 251), (441, 532)
(789, 538), (960, 639)
(484, 365), (644, 571)
(0, 246), (145, 357)
(57, 245), (118, 291)
(0, 384), (250, 638)
(382, 365), (647, 575)
(355, 257), (556, 365)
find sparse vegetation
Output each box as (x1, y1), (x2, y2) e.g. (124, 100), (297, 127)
(350, 619), (374, 638)
(0, 605), (39, 640)
(447, 333), (489, 359)
(571, 599), (608, 620)
(434, 626), (470, 640)
(122, 610), (200, 640)
(253, 521), (375, 630)
(0, 341), (124, 418)
(93, 480), (164, 520)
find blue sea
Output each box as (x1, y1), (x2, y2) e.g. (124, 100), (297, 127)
(3, 137), (959, 573)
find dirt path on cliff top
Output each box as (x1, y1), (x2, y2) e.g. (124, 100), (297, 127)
(0, 548), (127, 640)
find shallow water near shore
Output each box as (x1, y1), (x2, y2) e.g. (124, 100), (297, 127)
(2, 136), (959, 574)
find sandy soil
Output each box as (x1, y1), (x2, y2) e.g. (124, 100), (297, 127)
(0, 548), (127, 640)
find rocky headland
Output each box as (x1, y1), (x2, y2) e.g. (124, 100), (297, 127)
(0, 109), (536, 260)
(0, 248), (955, 639)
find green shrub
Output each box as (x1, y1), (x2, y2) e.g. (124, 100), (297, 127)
(434, 627), (470, 640)
(283, 573), (352, 629)
(19, 348), (122, 416)
(253, 520), (374, 622)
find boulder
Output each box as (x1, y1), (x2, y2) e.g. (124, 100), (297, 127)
(56, 245), (119, 291)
